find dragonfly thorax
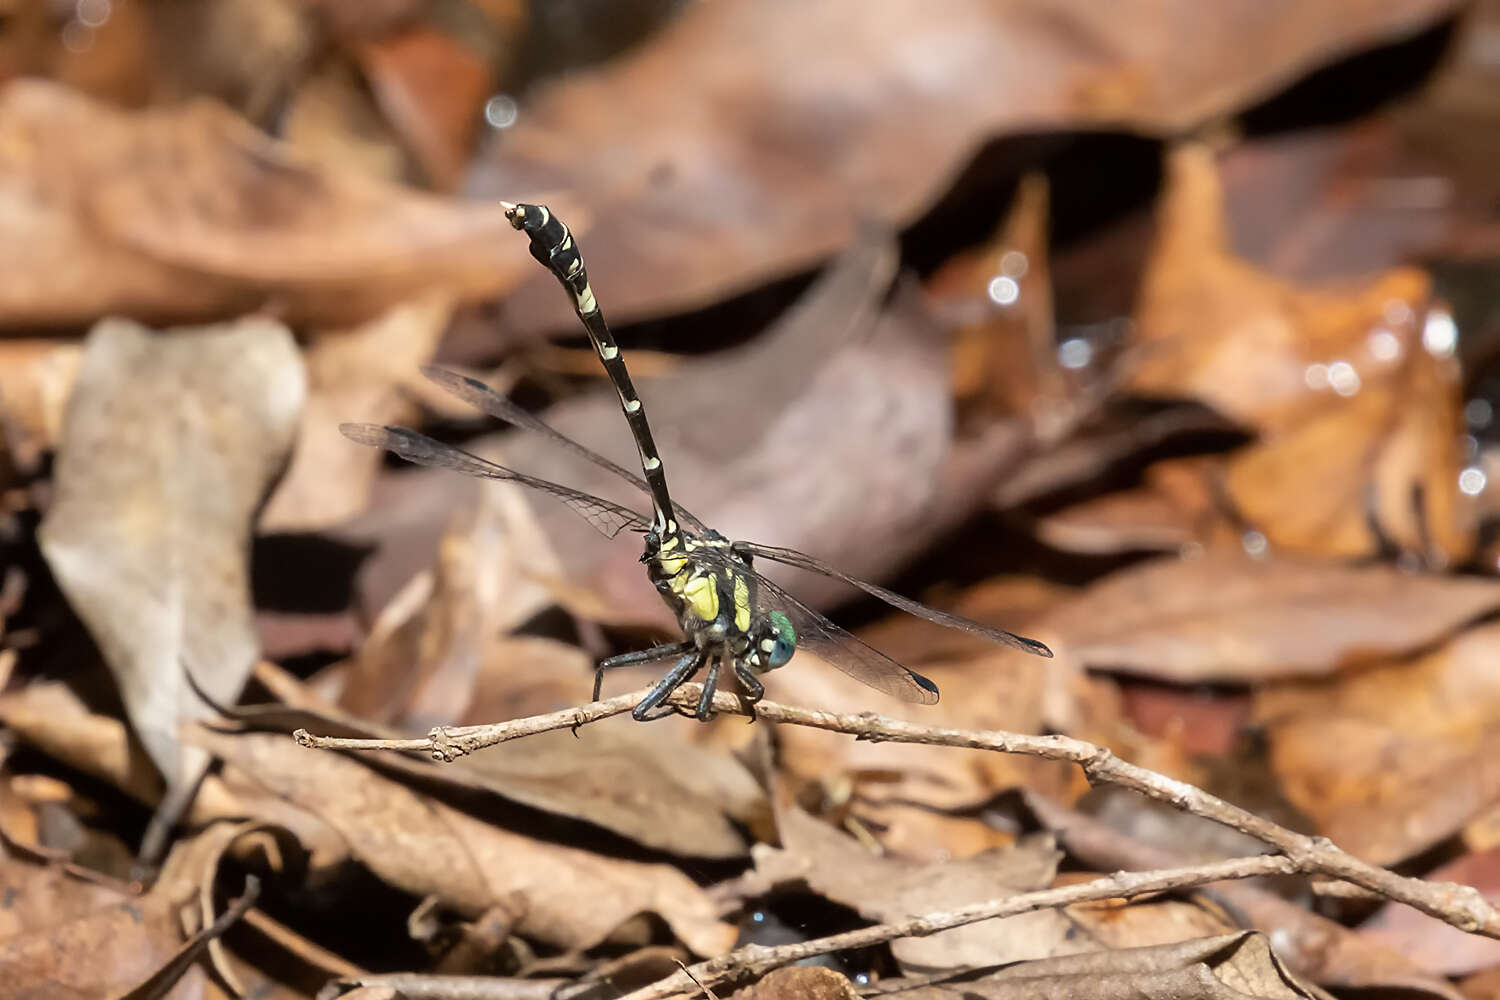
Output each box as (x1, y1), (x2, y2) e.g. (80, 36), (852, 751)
(640, 527), (795, 672)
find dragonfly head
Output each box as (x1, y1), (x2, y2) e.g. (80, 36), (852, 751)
(749, 610), (796, 671)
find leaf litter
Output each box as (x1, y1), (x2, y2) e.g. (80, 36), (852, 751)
(3, 2), (1500, 997)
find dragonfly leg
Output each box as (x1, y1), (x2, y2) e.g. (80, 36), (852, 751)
(594, 640), (695, 701)
(695, 657), (722, 720)
(632, 650), (706, 722)
(732, 659), (764, 722)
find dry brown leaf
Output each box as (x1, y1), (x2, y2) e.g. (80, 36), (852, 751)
(0, 889), (195, 999)
(1358, 848), (1500, 976)
(0, 79), (533, 328)
(0, 849), (130, 942)
(1129, 145), (1473, 560)
(39, 316), (304, 835)
(251, 660), (765, 859)
(261, 294), (453, 532)
(142, 0), (316, 123)
(340, 494), (537, 727)
(1064, 893), (1240, 953)
(354, 23), (506, 190)
(1257, 622), (1500, 866)
(1040, 551), (1500, 683)
(937, 174), (1063, 422)
(0, 824), (252, 999)
(0, 339), (82, 472)
(195, 728), (736, 955)
(895, 931), (1332, 1000)
(0, 680), (344, 868)
(484, 0), (1460, 332)
(763, 642), (1082, 860)
(0, 681), (165, 807)
(1029, 793), (1466, 999)
(760, 806), (1074, 971)
(1033, 457), (1237, 556)
(0, 0), (153, 106)
(457, 726), (766, 860)
(280, 56), (409, 184)
(731, 966), (860, 1000)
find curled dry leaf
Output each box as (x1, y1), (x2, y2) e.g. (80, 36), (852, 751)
(892, 931), (1332, 1000)
(0, 79), (531, 329)
(1128, 145), (1472, 560)
(1040, 551), (1500, 683)
(38, 316), (304, 827)
(1256, 621), (1500, 866)
(340, 492), (551, 728)
(484, 0), (1461, 332)
(195, 728), (736, 955)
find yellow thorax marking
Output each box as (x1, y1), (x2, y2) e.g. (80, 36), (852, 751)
(732, 574), (751, 633)
(682, 572), (719, 622)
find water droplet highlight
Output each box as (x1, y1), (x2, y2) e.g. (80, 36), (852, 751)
(1327, 361), (1360, 397)
(1467, 398), (1493, 430)
(1058, 337), (1092, 370)
(1423, 307), (1458, 357)
(1460, 467), (1487, 496)
(1367, 328), (1401, 363)
(484, 94), (519, 129)
(77, 0), (111, 27)
(987, 275), (1019, 306)
(1242, 530), (1268, 558)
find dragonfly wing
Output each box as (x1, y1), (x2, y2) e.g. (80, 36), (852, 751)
(420, 366), (713, 536)
(340, 423), (650, 538)
(734, 542), (1053, 658)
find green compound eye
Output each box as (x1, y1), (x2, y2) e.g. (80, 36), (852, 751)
(766, 611), (796, 668)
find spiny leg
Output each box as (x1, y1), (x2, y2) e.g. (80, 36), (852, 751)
(594, 640), (695, 701)
(733, 658), (765, 723)
(695, 657), (722, 721)
(632, 650), (706, 722)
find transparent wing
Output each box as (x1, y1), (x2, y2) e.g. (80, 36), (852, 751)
(420, 366), (712, 535)
(341, 423), (650, 538)
(734, 542), (1053, 658)
(690, 548), (939, 704)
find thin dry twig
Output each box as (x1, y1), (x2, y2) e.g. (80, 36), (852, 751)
(294, 683), (1500, 984)
(675, 959), (719, 1000)
(319, 974), (566, 1000)
(622, 854), (1301, 1000)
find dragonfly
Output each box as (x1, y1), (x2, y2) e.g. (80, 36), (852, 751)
(341, 203), (1052, 721)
